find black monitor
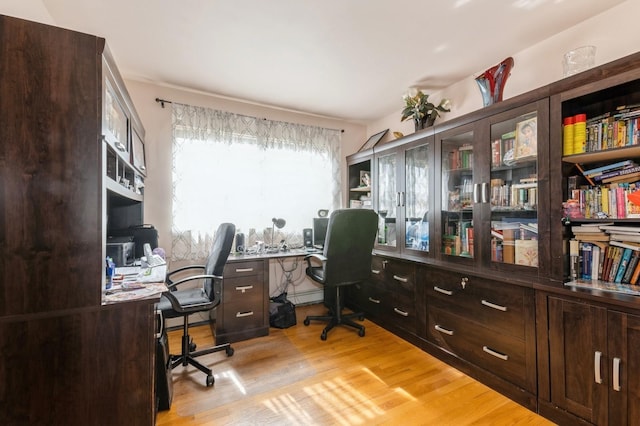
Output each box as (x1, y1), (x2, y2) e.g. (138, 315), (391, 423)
(312, 217), (329, 249)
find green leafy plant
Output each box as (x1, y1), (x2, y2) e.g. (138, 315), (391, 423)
(401, 89), (451, 124)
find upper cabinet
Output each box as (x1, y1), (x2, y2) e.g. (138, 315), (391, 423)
(372, 134), (434, 260)
(434, 99), (550, 276)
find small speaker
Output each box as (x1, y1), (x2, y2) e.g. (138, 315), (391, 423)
(235, 233), (245, 253)
(303, 228), (313, 248)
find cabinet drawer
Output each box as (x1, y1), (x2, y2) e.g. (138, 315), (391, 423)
(224, 260), (264, 278)
(223, 276), (264, 304)
(220, 301), (265, 331)
(386, 295), (417, 334)
(385, 263), (415, 298)
(427, 271), (526, 338)
(428, 307), (528, 390)
(370, 257), (386, 284)
(349, 282), (385, 316)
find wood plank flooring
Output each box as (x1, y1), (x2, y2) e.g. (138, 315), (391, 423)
(157, 304), (555, 425)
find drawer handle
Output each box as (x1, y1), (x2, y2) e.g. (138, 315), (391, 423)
(481, 300), (507, 312)
(235, 267), (254, 273)
(613, 357), (621, 391)
(434, 286), (453, 296)
(482, 346), (508, 361)
(434, 325), (453, 336)
(235, 285), (254, 293)
(371, 269), (381, 275)
(236, 311), (254, 318)
(393, 275), (408, 283)
(368, 297), (381, 304)
(393, 307), (409, 317)
(594, 351), (602, 384)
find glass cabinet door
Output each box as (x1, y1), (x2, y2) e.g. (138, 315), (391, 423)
(404, 143), (430, 253)
(376, 151), (397, 247)
(441, 131), (475, 258)
(489, 111), (539, 268)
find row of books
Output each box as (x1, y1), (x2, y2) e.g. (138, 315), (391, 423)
(577, 106), (640, 153)
(490, 221), (538, 267)
(442, 220), (474, 257)
(571, 224), (640, 284)
(446, 144), (473, 170)
(490, 177), (538, 210)
(491, 131), (515, 168)
(567, 182), (640, 219)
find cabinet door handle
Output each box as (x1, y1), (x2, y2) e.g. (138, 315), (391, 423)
(481, 182), (489, 203)
(433, 286), (453, 296)
(235, 285), (253, 293)
(400, 192), (405, 207)
(393, 307), (409, 317)
(482, 346), (509, 361)
(115, 141), (126, 152)
(473, 183), (480, 203)
(396, 192), (401, 207)
(393, 275), (408, 283)
(481, 299), (507, 312)
(236, 311), (254, 318)
(371, 269), (381, 275)
(235, 267), (254, 273)
(613, 356), (621, 391)
(434, 325), (454, 336)
(368, 297), (381, 304)
(594, 351), (602, 384)
(155, 310), (164, 339)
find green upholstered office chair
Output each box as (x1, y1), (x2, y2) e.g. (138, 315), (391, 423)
(157, 222), (235, 387)
(303, 209), (378, 340)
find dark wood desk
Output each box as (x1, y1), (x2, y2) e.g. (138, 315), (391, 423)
(212, 249), (317, 343)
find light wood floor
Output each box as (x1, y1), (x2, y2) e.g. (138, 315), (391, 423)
(157, 304), (555, 426)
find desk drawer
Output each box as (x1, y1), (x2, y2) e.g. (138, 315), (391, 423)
(223, 276), (264, 305)
(220, 301), (264, 331)
(224, 260), (264, 278)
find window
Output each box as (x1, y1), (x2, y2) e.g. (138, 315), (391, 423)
(171, 103), (341, 260)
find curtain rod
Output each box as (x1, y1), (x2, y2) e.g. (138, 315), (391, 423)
(154, 97), (344, 133)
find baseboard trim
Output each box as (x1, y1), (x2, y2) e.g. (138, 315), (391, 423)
(282, 288), (324, 306)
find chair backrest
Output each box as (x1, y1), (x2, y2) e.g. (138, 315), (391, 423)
(322, 209), (378, 286)
(204, 223), (236, 299)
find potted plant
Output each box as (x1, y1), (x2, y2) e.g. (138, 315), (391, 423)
(401, 89), (451, 131)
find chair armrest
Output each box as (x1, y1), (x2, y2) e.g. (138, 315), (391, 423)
(165, 264), (205, 286)
(304, 253), (327, 266)
(165, 273), (222, 291)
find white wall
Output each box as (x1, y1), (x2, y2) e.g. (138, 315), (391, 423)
(368, 0), (640, 140)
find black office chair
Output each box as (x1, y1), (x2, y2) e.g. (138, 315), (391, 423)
(303, 209), (378, 340)
(157, 223), (235, 387)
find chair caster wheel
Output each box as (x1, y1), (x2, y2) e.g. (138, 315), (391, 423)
(358, 329), (365, 337)
(303, 318), (310, 326)
(189, 338), (196, 352)
(206, 375), (214, 387)
(226, 347), (234, 357)
(321, 331), (327, 341)
(358, 315), (365, 321)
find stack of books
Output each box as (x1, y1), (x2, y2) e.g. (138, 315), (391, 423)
(571, 224), (640, 285)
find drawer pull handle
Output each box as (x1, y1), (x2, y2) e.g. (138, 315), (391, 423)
(236, 311), (254, 318)
(235, 267), (254, 273)
(613, 357), (621, 391)
(393, 275), (408, 283)
(368, 297), (381, 304)
(483, 346), (508, 361)
(393, 307), (409, 317)
(235, 285), (253, 293)
(371, 269), (381, 275)
(594, 351), (602, 384)
(434, 286), (453, 296)
(481, 300), (507, 312)
(434, 325), (453, 336)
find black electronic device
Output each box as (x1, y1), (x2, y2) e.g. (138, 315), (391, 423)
(303, 228), (313, 248)
(312, 217), (329, 249)
(106, 240), (135, 266)
(235, 233), (245, 253)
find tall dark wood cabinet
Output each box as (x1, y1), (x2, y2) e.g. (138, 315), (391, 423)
(0, 15), (156, 425)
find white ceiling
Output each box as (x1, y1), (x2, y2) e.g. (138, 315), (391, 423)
(37, 0), (625, 122)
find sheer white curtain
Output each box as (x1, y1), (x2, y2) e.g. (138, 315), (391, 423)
(171, 103), (342, 260)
